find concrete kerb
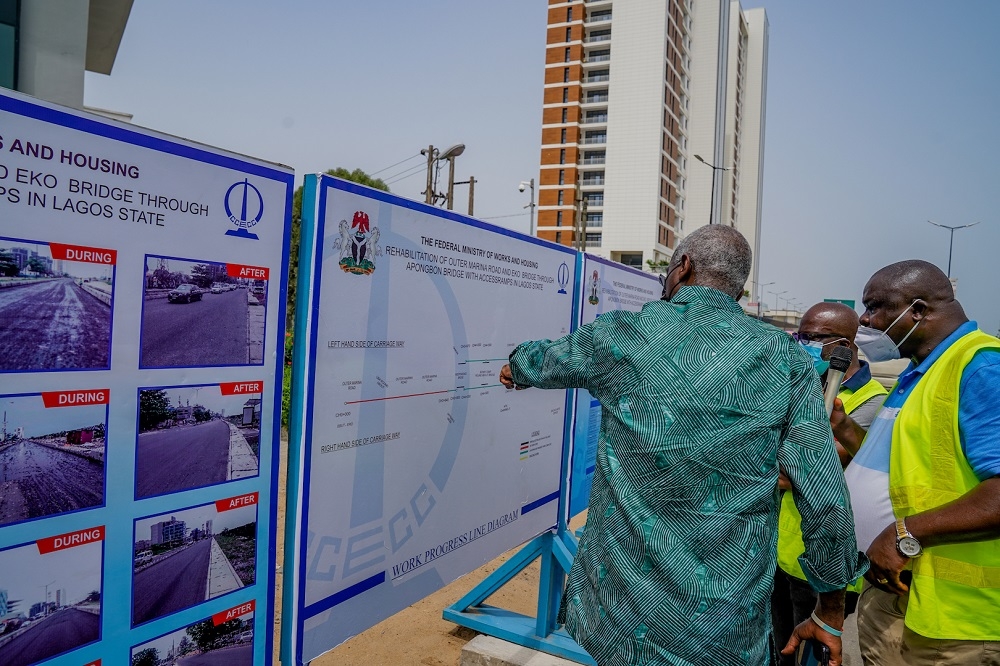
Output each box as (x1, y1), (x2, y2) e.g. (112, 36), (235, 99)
(206, 537), (244, 600)
(227, 423), (258, 480)
(80, 282), (112, 306)
(461, 635), (582, 666)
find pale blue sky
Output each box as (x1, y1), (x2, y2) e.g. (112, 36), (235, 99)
(85, 1), (999, 332)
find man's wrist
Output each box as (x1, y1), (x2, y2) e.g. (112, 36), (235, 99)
(814, 590), (846, 630)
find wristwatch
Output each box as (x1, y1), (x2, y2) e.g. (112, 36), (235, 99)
(895, 517), (923, 558)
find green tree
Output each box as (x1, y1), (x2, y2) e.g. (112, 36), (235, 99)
(0, 249), (18, 276)
(177, 635), (194, 656)
(190, 263), (226, 288)
(192, 405), (212, 422)
(138, 390), (173, 432)
(27, 256), (50, 275)
(131, 647), (159, 666)
(187, 617), (240, 652)
(286, 168), (389, 330)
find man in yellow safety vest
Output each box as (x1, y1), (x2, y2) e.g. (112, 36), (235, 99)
(832, 260), (1000, 665)
(771, 302), (888, 665)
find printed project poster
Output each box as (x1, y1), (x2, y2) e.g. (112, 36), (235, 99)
(285, 176), (577, 663)
(568, 254), (660, 518)
(0, 87), (291, 666)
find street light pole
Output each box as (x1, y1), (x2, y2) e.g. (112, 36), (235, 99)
(753, 280), (774, 319)
(768, 289), (787, 312)
(694, 154), (730, 225)
(519, 179), (536, 236)
(927, 220), (980, 277)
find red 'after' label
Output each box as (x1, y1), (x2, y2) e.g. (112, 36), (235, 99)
(37, 526), (105, 554)
(48, 243), (117, 264)
(41, 389), (110, 408)
(83, 661), (102, 666)
(212, 599), (255, 625)
(226, 263), (269, 280)
(216, 492), (258, 512)
(219, 381), (263, 395)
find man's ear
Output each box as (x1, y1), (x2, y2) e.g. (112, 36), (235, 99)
(911, 299), (929, 321)
(675, 254), (693, 284)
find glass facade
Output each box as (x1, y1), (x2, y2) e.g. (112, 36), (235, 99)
(0, 0), (18, 91)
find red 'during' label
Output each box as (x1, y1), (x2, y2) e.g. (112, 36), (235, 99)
(37, 526), (105, 554)
(48, 242), (117, 264)
(41, 389), (109, 408)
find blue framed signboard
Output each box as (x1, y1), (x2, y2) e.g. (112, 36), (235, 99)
(282, 175), (578, 664)
(0, 87), (292, 666)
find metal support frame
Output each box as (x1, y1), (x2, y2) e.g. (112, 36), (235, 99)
(443, 529), (595, 665)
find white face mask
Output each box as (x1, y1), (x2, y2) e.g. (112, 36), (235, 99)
(856, 300), (921, 362)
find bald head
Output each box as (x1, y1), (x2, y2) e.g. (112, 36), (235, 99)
(799, 302), (860, 342)
(866, 260), (954, 309)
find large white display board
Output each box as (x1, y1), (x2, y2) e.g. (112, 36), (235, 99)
(284, 176), (577, 663)
(0, 88), (292, 665)
(567, 254), (660, 518)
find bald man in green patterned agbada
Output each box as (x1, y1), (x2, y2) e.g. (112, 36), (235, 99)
(501, 227), (867, 666)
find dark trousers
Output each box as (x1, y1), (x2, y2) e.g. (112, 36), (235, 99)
(770, 568), (859, 665)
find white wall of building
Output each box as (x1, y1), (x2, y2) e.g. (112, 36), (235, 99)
(17, 0), (90, 109)
(737, 7), (768, 294)
(684, 0), (730, 234)
(600, 1), (670, 265)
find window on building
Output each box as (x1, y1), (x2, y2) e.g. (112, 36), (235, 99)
(620, 253), (643, 267)
(559, 149), (566, 164)
(563, 67), (570, 83)
(565, 27), (572, 42)
(563, 87), (569, 103)
(560, 128), (567, 144)
(0, 0), (18, 90)
(567, 7), (573, 21)
(556, 211), (563, 226)
(561, 108), (568, 123)
(558, 169), (565, 185)
(558, 190), (564, 205)
(556, 231), (562, 243)
(564, 47), (571, 62)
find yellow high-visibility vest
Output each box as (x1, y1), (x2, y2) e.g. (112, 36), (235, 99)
(776, 376), (887, 590)
(889, 329), (1000, 640)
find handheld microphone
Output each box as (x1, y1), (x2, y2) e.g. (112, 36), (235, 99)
(823, 346), (853, 417)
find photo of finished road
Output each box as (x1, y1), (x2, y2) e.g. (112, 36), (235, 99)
(141, 287), (257, 367)
(137, 420), (238, 497)
(0, 440), (103, 526)
(132, 505), (256, 626)
(131, 612), (254, 666)
(0, 277), (112, 372)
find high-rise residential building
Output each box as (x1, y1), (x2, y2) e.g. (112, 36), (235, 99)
(535, 0), (768, 288)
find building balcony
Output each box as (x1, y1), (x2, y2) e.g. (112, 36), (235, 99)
(583, 197), (605, 207)
(584, 74), (609, 83)
(582, 115), (608, 124)
(586, 14), (612, 25)
(585, 34), (611, 44)
(583, 93), (608, 104)
(582, 156), (606, 165)
(582, 136), (606, 145)
(581, 177), (605, 186)
(585, 240), (602, 247)
(584, 53), (611, 63)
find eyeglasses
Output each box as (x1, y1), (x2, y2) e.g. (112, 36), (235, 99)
(792, 332), (846, 344)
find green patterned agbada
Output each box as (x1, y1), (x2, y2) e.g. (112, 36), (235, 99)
(509, 287), (867, 666)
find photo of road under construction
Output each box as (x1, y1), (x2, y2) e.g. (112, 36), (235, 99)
(0, 393), (106, 528)
(0, 537), (103, 666)
(0, 237), (114, 373)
